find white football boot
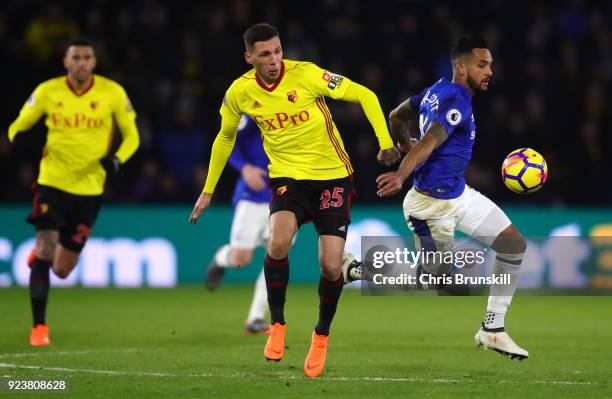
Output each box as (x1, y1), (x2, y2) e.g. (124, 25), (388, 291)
(474, 327), (529, 360)
(341, 251), (364, 284)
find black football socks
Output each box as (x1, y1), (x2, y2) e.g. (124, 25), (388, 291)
(315, 275), (344, 336)
(30, 258), (52, 327)
(264, 254), (289, 324)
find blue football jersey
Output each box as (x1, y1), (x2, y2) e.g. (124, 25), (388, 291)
(408, 78), (476, 199)
(228, 115), (271, 205)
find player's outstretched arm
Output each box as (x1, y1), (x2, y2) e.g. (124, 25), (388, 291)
(376, 121), (447, 197)
(8, 86), (46, 143)
(189, 112), (240, 224)
(340, 82), (400, 166)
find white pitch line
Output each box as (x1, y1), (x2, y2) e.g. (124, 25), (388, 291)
(317, 376), (606, 386)
(0, 362), (608, 386)
(0, 348), (147, 360)
(0, 363), (214, 378)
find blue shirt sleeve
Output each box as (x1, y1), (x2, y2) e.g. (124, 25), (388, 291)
(228, 115), (250, 172)
(408, 88), (427, 111)
(432, 90), (470, 136)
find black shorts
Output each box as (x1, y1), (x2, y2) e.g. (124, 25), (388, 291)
(269, 176), (355, 239)
(27, 185), (102, 253)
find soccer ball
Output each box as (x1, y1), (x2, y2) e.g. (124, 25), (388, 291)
(501, 148), (548, 194)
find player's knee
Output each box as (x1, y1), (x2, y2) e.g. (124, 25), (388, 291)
(267, 228), (293, 259)
(268, 212), (297, 258)
(52, 264), (73, 279)
(514, 234), (527, 254)
(53, 256), (79, 278)
(319, 258), (338, 272)
(53, 247), (80, 278)
(267, 237), (291, 259)
(492, 225), (527, 254)
(319, 256), (342, 279)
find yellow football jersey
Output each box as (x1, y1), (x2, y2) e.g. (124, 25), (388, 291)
(219, 60), (393, 182)
(8, 75), (139, 195)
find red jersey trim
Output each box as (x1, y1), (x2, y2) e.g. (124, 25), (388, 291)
(255, 62), (286, 92)
(66, 76), (95, 97)
(315, 97), (353, 175)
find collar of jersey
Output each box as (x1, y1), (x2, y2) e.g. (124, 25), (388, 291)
(443, 77), (472, 99)
(255, 61), (285, 92)
(65, 76), (95, 97)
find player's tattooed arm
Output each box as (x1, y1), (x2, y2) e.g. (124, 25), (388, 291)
(375, 121), (447, 197)
(428, 121), (449, 148)
(389, 97), (419, 151)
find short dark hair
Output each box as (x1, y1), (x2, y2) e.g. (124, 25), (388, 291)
(451, 34), (488, 62)
(68, 36), (94, 48)
(243, 23), (279, 51)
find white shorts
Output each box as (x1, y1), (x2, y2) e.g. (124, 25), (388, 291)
(402, 185), (511, 248)
(229, 200), (270, 249)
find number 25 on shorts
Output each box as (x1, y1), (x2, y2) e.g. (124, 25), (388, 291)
(319, 187), (344, 209)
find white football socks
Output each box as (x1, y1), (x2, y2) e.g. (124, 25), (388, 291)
(246, 268), (268, 323)
(214, 244), (232, 268)
(484, 252), (523, 330)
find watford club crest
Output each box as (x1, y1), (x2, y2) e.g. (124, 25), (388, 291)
(276, 186), (287, 196)
(287, 90), (298, 103)
(90, 100), (99, 110)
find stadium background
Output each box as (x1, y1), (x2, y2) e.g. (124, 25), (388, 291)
(0, 0), (611, 287)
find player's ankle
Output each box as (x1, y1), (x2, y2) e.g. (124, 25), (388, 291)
(482, 310), (505, 330)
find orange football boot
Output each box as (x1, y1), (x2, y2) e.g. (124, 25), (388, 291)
(30, 324), (51, 346)
(264, 323), (286, 361)
(304, 331), (329, 378)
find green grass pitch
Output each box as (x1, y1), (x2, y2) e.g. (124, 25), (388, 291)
(1, 286), (611, 398)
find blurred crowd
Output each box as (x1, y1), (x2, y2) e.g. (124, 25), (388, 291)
(1, 0), (611, 205)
